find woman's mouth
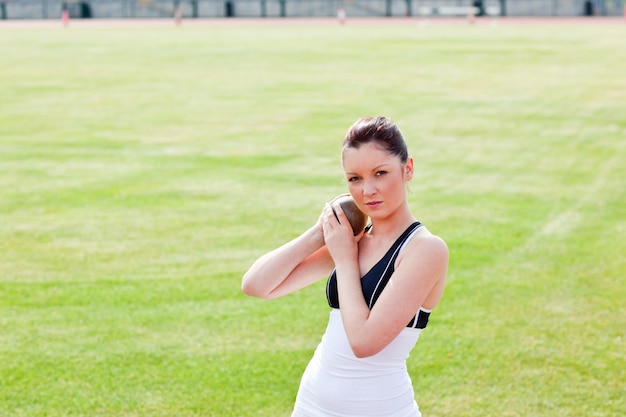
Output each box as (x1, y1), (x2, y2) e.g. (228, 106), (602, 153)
(365, 201), (383, 209)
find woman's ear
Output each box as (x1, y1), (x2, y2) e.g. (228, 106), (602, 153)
(404, 157), (414, 181)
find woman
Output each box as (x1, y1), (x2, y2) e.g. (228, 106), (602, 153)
(242, 116), (448, 417)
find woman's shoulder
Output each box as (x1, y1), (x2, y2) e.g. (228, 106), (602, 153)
(395, 226), (448, 305)
(405, 226), (448, 262)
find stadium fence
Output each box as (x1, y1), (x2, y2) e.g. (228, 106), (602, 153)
(1, 0), (624, 20)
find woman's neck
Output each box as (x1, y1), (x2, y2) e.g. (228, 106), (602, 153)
(368, 204), (416, 239)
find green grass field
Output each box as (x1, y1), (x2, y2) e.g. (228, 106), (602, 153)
(0, 19), (624, 416)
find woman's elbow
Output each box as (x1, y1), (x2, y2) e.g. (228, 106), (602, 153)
(241, 274), (271, 299)
(351, 346), (378, 359)
(241, 280), (256, 297)
(241, 279), (260, 298)
(349, 340), (382, 358)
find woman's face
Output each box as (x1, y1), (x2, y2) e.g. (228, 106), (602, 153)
(341, 142), (413, 220)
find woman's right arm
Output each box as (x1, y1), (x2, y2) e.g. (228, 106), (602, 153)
(241, 223), (334, 299)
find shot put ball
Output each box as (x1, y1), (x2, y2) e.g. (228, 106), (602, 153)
(332, 195), (368, 236)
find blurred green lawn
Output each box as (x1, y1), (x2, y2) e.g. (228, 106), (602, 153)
(0, 20), (624, 416)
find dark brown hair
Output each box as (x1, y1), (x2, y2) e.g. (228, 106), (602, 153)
(342, 116), (408, 163)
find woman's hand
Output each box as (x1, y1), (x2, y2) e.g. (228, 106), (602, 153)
(321, 201), (363, 265)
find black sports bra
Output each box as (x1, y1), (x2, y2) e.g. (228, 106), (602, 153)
(325, 221), (431, 329)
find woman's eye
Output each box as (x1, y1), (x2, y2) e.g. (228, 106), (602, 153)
(376, 171), (387, 177)
(348, 176), (360, 182)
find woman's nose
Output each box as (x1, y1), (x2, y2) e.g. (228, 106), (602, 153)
(362, 179), (376, 196)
